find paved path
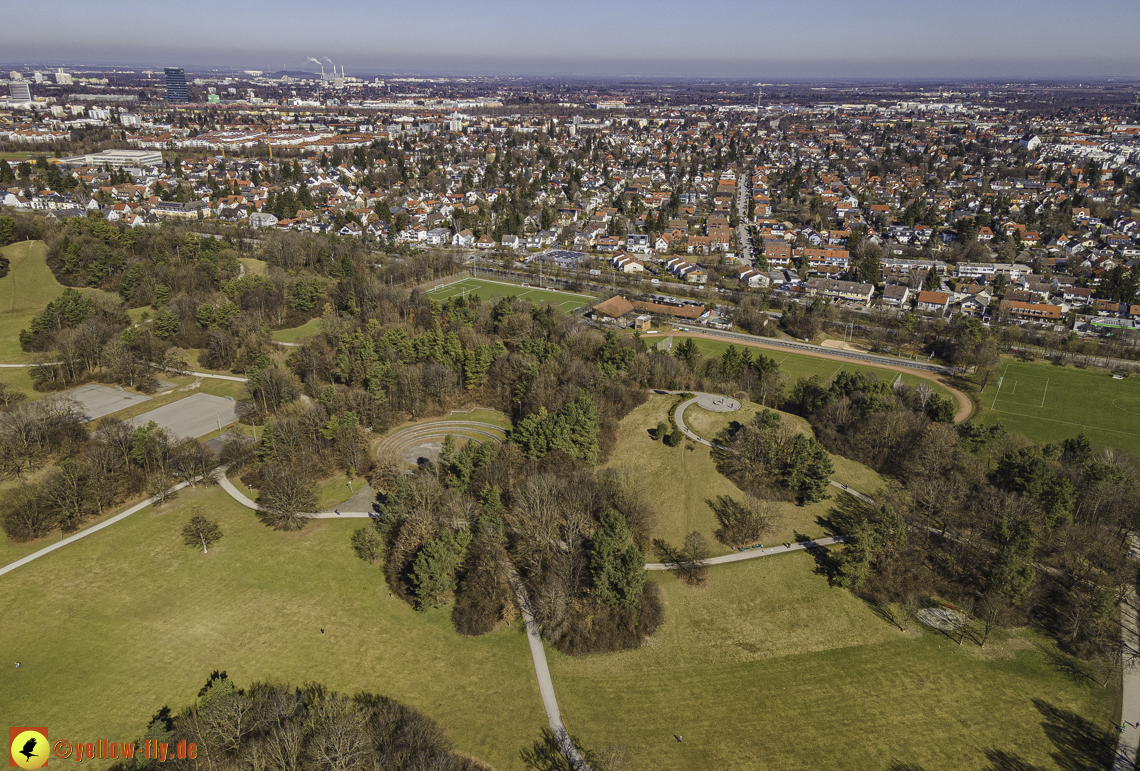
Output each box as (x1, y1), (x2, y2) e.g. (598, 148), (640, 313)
(646, 535), (848, 570)
(508, 569), (590, 771)
(1115, 538), (1140, 769)
(215, 472), (375, 518)
(0, 476), (205, 577)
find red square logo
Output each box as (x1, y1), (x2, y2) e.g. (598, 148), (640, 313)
(9, 729), (49, 769)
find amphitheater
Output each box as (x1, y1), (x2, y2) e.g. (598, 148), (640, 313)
(375, 411), (508, 469)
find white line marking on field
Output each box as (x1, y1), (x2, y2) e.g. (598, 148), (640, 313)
(1040, 379), (1049, 408)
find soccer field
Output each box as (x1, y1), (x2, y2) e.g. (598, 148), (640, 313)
(979, 360), (1140, 454)
(424, 277), (594, 313)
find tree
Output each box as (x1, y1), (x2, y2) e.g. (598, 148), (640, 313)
(351, 524), (384, 564)
(411, 530), (472, 609)
(182, 513), (223, 553)
(590, 510), (647, 607)
(709, 493), (780, 547)
(162, 346), (189, 374)
(654, 421), (669, 441)
(782, 434), (834, 503)
(0, 483), (55, 542)
(257, 464), (316, 530)
(676, 531), (710, 585)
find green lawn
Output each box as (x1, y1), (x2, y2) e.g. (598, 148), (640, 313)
(424, 277), (594, 313)
(0, 366), (38, 400)
(605, 395), (882, 555)
(272, 317), (324, 343)
(238, 257), (268, 277)
(686, 336), (958, 406)
(551, 552), (1117, 771)
(0, 486), (545, 770)
(973, 358), (1140, 454)
(0, 241), (114, 362)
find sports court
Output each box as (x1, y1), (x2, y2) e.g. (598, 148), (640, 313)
(66, 383), (152, 422)
(424, 277), (594, 313)
(125, 393), (241, 440)
(982, 362), (1140, 453)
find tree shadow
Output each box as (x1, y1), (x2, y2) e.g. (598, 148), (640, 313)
(980, 748), (1048, 771)
(1034, 644), (1100, 687)
(1032, 698), (1117, 771)
(865, 596), (903, 631)
(520, 728), (572, 771)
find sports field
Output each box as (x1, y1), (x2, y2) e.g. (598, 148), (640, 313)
(976, 359), (1140, 454)
(424, 277), (595, 313)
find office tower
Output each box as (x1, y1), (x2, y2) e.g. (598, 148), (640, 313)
(164, 67), (189, 103)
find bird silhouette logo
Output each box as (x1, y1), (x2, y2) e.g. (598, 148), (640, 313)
(17, 740), (36, 762)
(8, 728), (49, 769)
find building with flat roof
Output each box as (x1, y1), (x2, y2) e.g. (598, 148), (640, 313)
(59, 149), (163, 168)
(9, 82), (31, 102)
(164, 68), (189, 103)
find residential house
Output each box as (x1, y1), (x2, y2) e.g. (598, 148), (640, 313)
(882, 285), (910, 306)
(916, 290), (951, 315)
(804, 278), (874, 304)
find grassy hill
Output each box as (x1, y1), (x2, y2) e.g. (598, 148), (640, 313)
(0, 240), (113, 362)
(552, 553), (1115, 770)
(0, 485), (545, 770)
(604, 394), (886, 556)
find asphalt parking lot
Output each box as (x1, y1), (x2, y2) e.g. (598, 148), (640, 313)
(126, 393), (241, 439)
(65, 384), (152, 422)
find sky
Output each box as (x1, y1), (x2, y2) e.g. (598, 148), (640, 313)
(5, 0), (1140, 79)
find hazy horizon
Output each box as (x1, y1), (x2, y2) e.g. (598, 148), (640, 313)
(6, 0), (1140, 81)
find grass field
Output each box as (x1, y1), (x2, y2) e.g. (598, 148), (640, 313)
(0, 486), (545, 770)
(424, 277), (595, 313)
(238, 257), (268, 277)
(0, 241), (114, 362)
(551, 552), (1117, 771)
(605, 395), (885, 555)
(272, 317), (324, 343)
(974, 358), (1140, 455)
(686, 335), (958, 406)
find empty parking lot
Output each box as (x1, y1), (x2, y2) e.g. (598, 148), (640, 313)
(125, 393), (241, 439)
(66, 384), (152, 422)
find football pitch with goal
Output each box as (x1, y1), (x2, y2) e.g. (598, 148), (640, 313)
(424, 277), (595, 313)
(978, 361), (1140, 454)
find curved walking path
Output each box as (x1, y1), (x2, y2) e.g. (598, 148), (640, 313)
(0, 475), (207, 577)
(215, 471), (376, 517)
(671, 329), (974, 423)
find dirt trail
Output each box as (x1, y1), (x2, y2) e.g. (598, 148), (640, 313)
(673, 330), (974, 423)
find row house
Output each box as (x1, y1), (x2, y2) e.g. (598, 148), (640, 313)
(803, 278), (875, 304)
(665, 257), (708, 284)
(794, 247), (850, 269)
(998, 299), (1063, 322)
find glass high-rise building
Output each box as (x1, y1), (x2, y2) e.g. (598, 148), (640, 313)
(164, 68), (189, 103)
